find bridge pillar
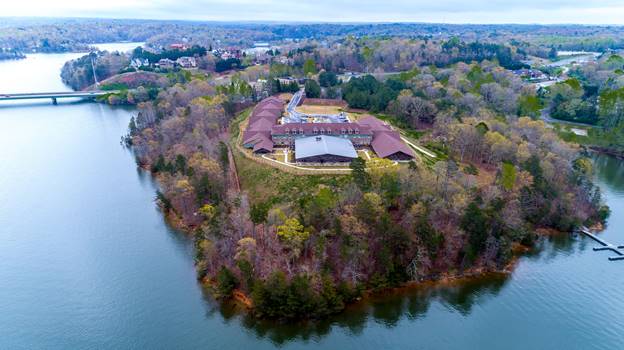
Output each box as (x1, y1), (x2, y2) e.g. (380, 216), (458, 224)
(52, 97), (57, 105)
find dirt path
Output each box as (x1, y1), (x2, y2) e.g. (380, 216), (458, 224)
(228, 144), (241, 192)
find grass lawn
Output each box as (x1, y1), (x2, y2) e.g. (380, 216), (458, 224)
(232, 147), (349, 205)
(295, 104), (343, 115)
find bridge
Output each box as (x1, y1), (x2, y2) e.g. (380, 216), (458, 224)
(0, 91), (117, 104)
(579, 227), (624, 261)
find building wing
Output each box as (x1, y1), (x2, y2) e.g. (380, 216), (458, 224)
(295, 135), (357, 161)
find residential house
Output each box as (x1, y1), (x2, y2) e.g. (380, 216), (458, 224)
(158, 58), (175, 69)
(176, 56), (197, 68)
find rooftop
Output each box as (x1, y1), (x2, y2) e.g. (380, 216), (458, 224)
(370, 131), (415, 159)
(295, 135), (358, 160)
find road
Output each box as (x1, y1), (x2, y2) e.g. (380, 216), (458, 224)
(0, 91), (117, 101)
(540, 109), (600, 129)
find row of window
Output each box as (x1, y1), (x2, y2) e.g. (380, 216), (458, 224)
(283, 128), (362, 135)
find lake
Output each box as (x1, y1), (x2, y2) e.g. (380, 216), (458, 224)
(1, 44), (623, 349)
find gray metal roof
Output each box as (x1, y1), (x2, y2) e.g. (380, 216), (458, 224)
(295, 135), (358, 160)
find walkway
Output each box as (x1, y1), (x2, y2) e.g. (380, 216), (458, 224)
(401, 136), (436, 158)
(260, 154), (398, 173)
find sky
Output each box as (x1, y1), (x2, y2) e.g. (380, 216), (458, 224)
(3, 0), (624, 24)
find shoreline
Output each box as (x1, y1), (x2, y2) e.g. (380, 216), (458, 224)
(588, 146), (624, 159)
(143, 155), (606, 321)
(198, 233), (554, 320)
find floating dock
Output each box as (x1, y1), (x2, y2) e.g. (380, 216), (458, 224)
(579, 227), (624, 261)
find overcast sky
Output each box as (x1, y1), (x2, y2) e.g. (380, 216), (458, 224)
(4, 0), (624, 24)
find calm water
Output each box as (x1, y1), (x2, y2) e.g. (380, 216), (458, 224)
(1, 46), (623, 349)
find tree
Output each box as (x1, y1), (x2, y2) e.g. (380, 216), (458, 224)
(517, 95), (542, 118)
(215, 266), (238, 298)
(325, 87), (339, 99)
(277, 217), (310, 258)
(460, 198), (489, 258)
(350, 158), (371, 191)
(250, 202), (270, 224)
(304, 79), (321, 98)
(303, 58), (317, 76)
(388, 90), (437, 126)
(128, 116), (138, 136)
(319, 71), (338, 87)
(199, 204), (216, 221)
(500, 162), (517, 190)
(218, 142), (229, 171)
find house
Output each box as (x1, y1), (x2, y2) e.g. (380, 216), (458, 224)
(158, 58), (175, 69)
(170, 43), (189, 50)
(295, 135), (358, 163)
(176, 56), (197, 68)
(130, 58), (149, 69)
(277, 56), (293, 65)
(277, 77), (298, 85)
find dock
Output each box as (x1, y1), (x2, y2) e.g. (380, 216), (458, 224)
(579, 227), (624, 261)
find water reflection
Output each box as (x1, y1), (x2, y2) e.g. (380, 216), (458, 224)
(201, 272), (513, 345)
(592, 153), (624, 194)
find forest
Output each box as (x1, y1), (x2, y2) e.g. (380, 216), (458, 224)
(0, 48), (25, 60)
(541, 53), (624, 153)
(125, 42), (608, 319)
(131, 46), (207, 63)
(61, 51), (130, 90)
(4, 17), (624, 55)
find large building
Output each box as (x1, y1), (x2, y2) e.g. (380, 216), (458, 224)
(242, 96), (284, 153)
(243, 96), (415, 162)
(272, 123), (373, 146)
(357, 116), (415, 161)
(295, 135), (358, 163)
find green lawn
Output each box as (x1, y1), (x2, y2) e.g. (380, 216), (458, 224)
(232, 148), (349, 205)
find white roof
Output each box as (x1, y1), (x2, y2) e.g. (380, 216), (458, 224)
(295, 135), (357, 160)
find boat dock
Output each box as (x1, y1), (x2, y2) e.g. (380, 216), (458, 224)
(579, 227), (624, 261)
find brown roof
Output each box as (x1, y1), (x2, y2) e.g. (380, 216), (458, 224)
(356, 115), (392, 132)
(243, 129), (270, 145)
(254, 104), (283, 113)
(257, 97), (283, 107)
(252, 133), (274, 153)
(247, 117), (275, 132)
(242, 97), (286, 152)
(251, 109), (281, 120)
(355, 116), (414, 159)
(271, 122), (372, 136)
(370, 131), (414, 159)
